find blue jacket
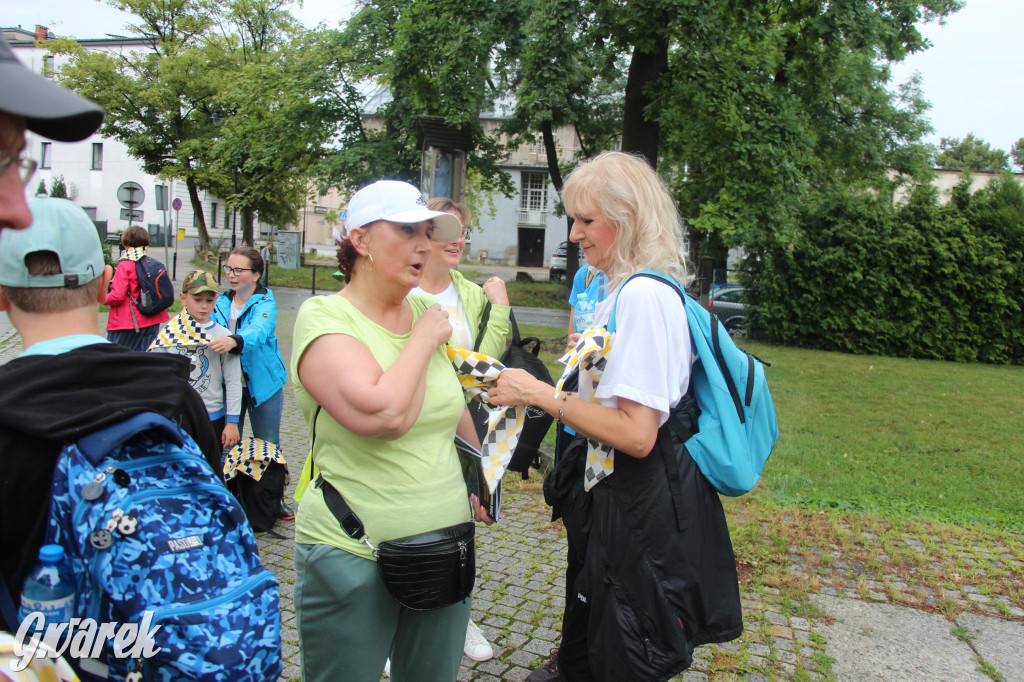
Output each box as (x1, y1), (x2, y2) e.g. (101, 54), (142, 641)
(212, 287), (287, 406)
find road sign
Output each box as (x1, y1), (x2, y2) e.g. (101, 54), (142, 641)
(120, 208), (144, 221)
(116, 182), (145, 209)
(171, 197), (183, 212)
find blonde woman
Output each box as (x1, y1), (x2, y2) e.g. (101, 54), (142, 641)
(491, 152), (742, 681)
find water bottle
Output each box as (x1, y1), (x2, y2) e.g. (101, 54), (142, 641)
(574, 291), (596, 333)
(18, 545), (76, 635)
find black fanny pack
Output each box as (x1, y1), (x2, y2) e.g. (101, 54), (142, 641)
(314, 473), (475, 611)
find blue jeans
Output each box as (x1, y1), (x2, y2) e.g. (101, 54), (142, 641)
(239, 387), (283, 444)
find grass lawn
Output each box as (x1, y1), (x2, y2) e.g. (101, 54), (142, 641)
(746, 339), (1024, 531)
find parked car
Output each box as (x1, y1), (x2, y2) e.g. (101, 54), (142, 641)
(709, 285), (747, 337)
(548, 241), (583, 282)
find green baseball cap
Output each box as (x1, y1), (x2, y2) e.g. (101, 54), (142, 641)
(182, 269), (220, 295)
(0, 197), (104, 288)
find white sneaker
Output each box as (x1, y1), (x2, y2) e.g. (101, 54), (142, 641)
(463, 620), (494, 661)
(383, 658), (391, 678)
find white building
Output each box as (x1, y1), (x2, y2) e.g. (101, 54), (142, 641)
(6, 24), (240, 250)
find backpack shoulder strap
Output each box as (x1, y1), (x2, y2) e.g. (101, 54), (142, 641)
(608, 270), (745, 424)
(474, 302), (492, 352)
(607, 269), (684, 333)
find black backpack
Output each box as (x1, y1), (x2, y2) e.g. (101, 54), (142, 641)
(134, 255), (175, 316)
(224, 438), (289, 533)
(469, 307), (554, 478)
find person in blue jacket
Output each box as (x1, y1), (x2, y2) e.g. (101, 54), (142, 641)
(210, 245), (293, 519)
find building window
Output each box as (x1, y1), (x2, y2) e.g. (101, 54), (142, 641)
(532, 135), (547, 157)
(211, 203), (218, 229)
(91, 143), (103, 170)
(520, 172), (547, 212)
(40, 142), (52, 169)
(43, 55), (55, 79)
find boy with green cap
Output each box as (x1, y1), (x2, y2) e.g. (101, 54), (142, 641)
(149, 270), (242, 449)
(0, 197), (220, 633)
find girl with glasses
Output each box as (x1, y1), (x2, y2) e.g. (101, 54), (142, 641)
(209, 246), (292, 520)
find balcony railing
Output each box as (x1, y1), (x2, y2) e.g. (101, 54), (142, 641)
(518, 210), (547, 225)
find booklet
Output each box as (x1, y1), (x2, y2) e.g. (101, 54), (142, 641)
(455, 434), (502, 522)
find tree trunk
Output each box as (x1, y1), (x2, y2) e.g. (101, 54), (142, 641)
(185, 176), (211, 252)
(241, 206), (256, 247)
(541, 120), (579, 284)
(621, 36), (669, 169)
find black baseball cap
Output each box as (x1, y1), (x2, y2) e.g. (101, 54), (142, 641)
(0, 32), (103, 142)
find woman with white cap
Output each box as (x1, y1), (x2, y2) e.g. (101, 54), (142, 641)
(291, 180), (492, 681)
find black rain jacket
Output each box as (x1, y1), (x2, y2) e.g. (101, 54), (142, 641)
(546, 392), (743, 682)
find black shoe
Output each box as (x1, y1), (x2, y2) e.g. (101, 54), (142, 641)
(526, 650), (559, 682)
(277, 499), (295, 520)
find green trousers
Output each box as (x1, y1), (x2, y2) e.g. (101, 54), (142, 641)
(295, 542), (471, 682)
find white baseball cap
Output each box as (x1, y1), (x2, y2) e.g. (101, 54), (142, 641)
(343, 180), (462, 242)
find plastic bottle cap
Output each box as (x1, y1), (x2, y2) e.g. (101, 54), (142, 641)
(39, 544), (65, 563)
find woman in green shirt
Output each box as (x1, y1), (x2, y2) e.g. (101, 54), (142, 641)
(292, 180), (490, 682)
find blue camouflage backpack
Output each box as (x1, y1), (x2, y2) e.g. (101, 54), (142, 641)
(609, 270), (779, 496)
(44, 412), (281, 681)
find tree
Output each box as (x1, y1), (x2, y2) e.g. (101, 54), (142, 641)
(34, 178), (47, 197)
(52, 0), (222, 250)
(316, 0), (518, 199)
(334, 0), (961, 280)
(1011, 137), (1024, 171)
(52, 0), (344, 250)
(936, 133), (1010, 172)
(49, 175), (68, 198)
(205, 1), (349, 245)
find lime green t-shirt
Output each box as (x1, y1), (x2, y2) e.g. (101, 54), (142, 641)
(291, 294), (471, 559)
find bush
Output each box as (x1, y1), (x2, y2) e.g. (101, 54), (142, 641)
(49, 175), (68, 198)
(753, 177), (1024, 364)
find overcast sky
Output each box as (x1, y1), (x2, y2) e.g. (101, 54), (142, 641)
(9, 0), (1022, 154)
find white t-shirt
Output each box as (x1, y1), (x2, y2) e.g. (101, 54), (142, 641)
(580, 276), (692, 427)
(228, 300), (244, 333)
(410, 281), (473, 349)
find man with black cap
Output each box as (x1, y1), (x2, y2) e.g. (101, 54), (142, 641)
(0, 31), (104, 231)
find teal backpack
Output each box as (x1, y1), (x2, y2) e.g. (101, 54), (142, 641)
(609, 270), (778, 496)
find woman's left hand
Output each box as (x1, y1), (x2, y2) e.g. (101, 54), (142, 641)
(490, 368), (546, 407)
(208, 336), (238, 354)
(470, 494), (495, 525)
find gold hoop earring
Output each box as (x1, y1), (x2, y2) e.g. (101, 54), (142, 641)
(364, 253), (375, 272)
